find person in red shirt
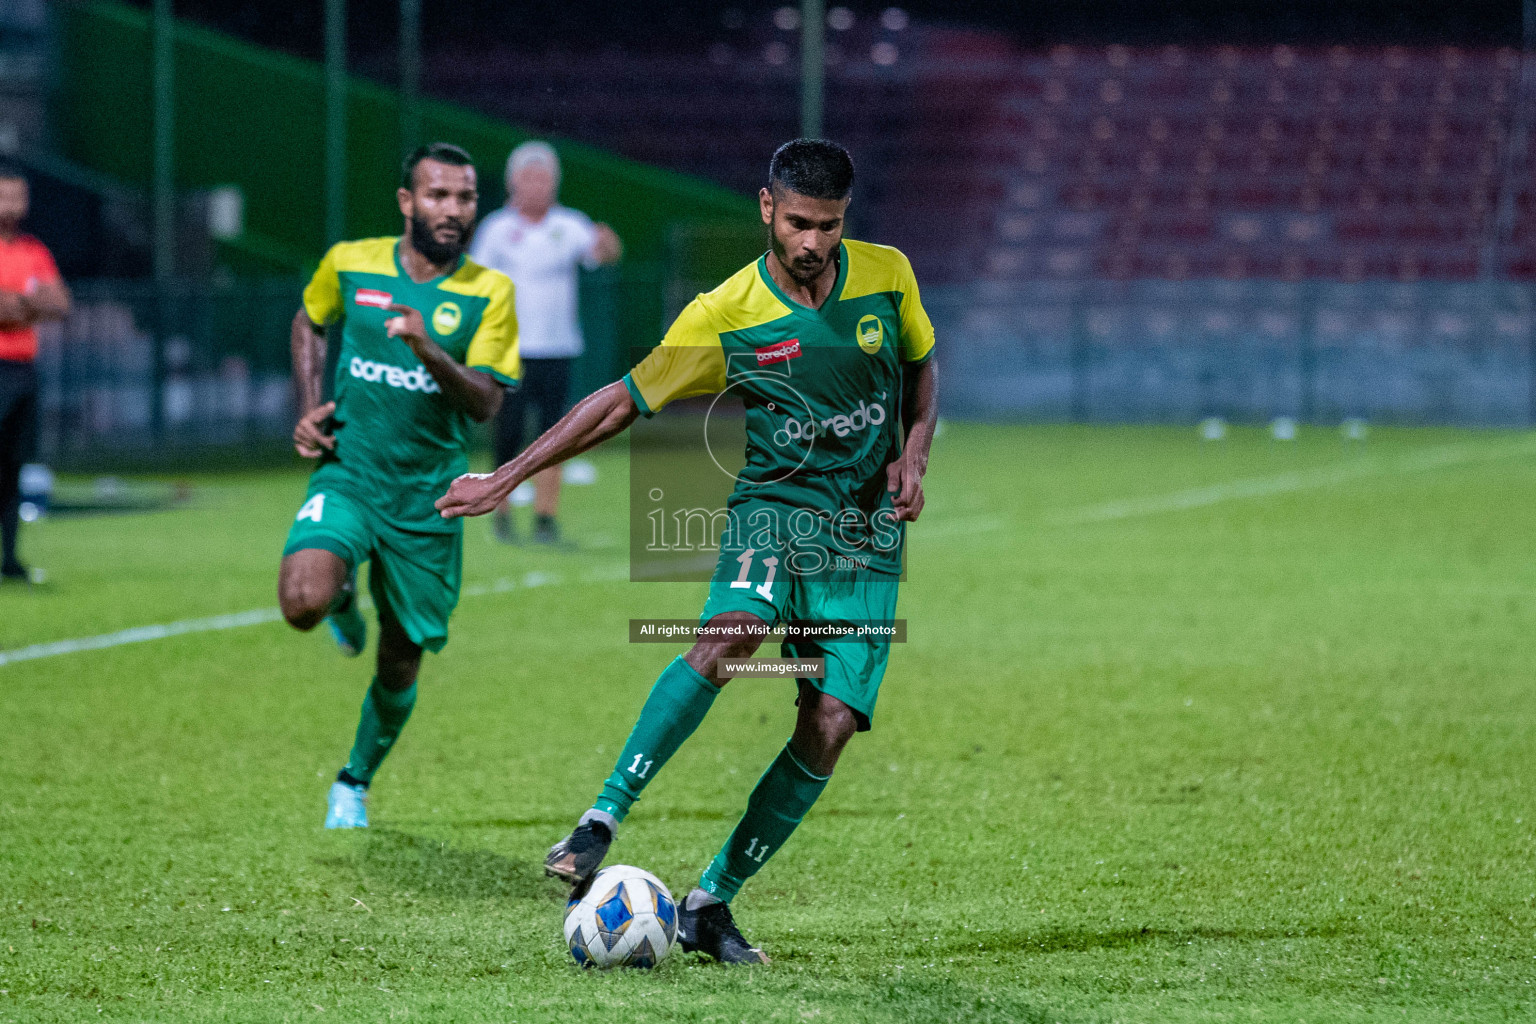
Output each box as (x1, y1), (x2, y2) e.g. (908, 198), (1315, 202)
(0, 161), (70, 583)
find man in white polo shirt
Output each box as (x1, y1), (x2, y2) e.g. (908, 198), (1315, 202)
(471, 141), (622, 545)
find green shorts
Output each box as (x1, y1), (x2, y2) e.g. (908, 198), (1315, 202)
(283, 482), (462, 653)
(699, 538), (900, 732)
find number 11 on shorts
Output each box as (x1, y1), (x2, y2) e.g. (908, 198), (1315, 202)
(729, 548), (778, 600)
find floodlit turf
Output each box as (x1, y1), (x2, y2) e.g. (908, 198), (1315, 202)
(2, 424), (1535, 1023)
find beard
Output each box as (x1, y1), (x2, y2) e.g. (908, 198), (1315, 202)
(769, 228), (834, 287)
(410, 213), (468, 266)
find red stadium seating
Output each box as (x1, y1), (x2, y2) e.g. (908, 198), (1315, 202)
(431, 28), (1531, 284)
(870, 36), (1528, 283)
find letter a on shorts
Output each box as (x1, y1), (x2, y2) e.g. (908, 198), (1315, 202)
(297, 493), (326, 522)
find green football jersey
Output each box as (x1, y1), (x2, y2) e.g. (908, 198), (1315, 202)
(302, 236), (521, 533)
(623, 239), (935, 575)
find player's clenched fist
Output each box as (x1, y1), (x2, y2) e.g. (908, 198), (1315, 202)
(293, 400), (336, 458)
(885, 454), (926, 522)
(436, 472), (510, 519)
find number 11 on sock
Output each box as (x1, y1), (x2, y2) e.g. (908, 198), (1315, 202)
(627, 753), (654, 778)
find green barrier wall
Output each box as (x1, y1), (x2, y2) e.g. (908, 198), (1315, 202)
(55, 0), (763, 375)
(56, 0), (755, 268)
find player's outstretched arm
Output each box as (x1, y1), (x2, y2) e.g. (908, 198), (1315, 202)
(385, 303), (504, 423)
(436, 381), (639, 518)
(886, 355), (938, 522)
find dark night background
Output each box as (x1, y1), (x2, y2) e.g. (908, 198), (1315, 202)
(132, 1), (1522, 62)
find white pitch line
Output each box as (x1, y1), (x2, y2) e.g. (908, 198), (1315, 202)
(6, 436), (1532, 666)
(0, 563), (629, 669)
(917, 514), (1004, 539)
(0, 607), (285, 667)
(1053, 437), (1536, 525)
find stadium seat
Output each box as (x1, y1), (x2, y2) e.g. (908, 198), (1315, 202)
(428, 33), (1524, 285)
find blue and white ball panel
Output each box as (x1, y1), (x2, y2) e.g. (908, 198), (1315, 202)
(563, 865), (678, 969)
(647, 880), (677, 946)
(595, 883), (635, 947)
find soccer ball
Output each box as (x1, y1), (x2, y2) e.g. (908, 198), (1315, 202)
(564, 865), (678, 969)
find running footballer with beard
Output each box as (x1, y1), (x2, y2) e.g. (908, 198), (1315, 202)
(437, 139), (938, 963)
(278, 143), (521, 830)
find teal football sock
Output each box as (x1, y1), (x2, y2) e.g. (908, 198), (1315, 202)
(593, 656), (720, 823)
(698, 743), (830, 902)
(344, 677), (417, 784)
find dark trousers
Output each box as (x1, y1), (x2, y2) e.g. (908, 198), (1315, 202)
(0, 359), (38, 569)
(493, 357), (573, 466)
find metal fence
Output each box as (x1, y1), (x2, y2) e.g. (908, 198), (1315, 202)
(34, 274), (1536, 467)
(36, 279), (301, 464)
(34, 267), (664, 467)
(929, 280), (1536, 427)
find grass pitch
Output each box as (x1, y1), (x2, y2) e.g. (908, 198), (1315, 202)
(2, 424), (1534, 1023)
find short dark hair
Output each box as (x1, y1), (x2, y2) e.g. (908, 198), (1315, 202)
(401, 143), (475, 190)
(0, 159), (26, 183)
(768, 139), (854, 201)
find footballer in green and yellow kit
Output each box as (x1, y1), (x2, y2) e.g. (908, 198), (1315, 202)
(278, 143), (521, 830)
(436, 139), (938, 964)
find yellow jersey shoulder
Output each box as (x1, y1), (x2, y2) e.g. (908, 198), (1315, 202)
(694, 258), (791, 336)
(841, 238), (915, 301)
(328, 236), (399, 276)
(441, 257), (514, 302)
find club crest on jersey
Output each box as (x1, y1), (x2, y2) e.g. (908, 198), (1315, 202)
(856, 315), (884, 354)
(432, 301), (462, 335)
(355, 288), (393, 309)
(755, 338), (801, 366)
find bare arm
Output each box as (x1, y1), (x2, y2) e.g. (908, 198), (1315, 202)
(23, 282), (70, 323)
(437, 380), (639, 518)
(290, 309), (336, 457)
(885, 355), (938, 522)
(0, 293), (25, 328)
(0, 283), (70, 329)
(291, 309), (327, 416)
(590, 224), (623, 266)
(385, 303), (503, 422)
